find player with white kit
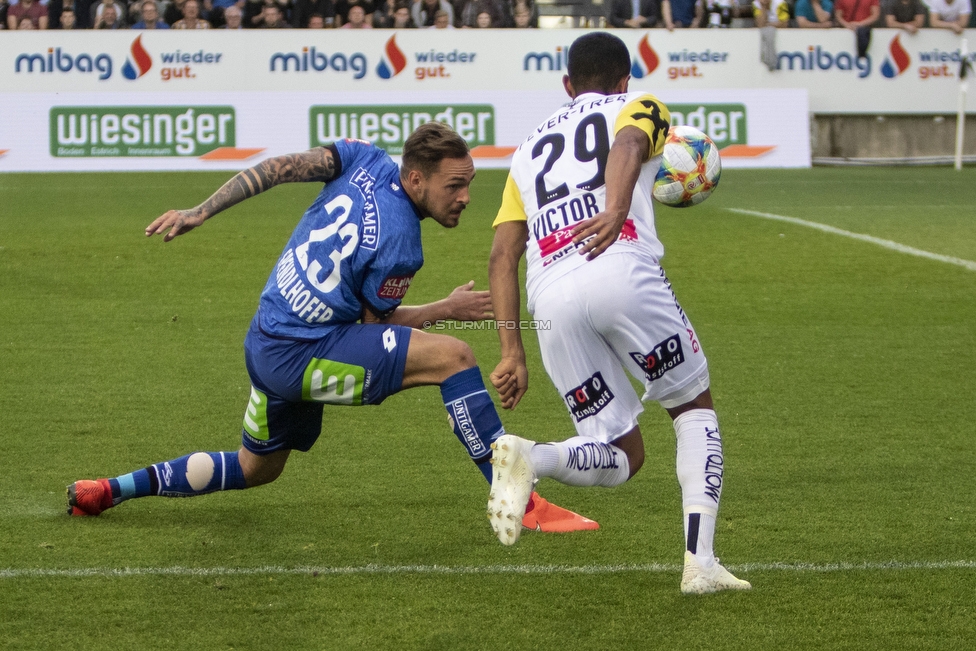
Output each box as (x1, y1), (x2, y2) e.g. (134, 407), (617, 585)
(487, 32), (750, 594)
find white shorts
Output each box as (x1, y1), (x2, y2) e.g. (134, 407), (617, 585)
(531, 252), (710, 443)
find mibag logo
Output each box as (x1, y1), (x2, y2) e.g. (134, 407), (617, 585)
(376, 36), (407, 79)
(777, 46), (871, 78)
(15, 47), (114, 81)
(121, 35), (152, 80)
(270, 47), (368, 79)
(523, 45), (568, 72)
(310, 104), (495, 155)
(630, 35), (659, 78)
(51, 106), (236, 157)
(880, 34), (910, 78)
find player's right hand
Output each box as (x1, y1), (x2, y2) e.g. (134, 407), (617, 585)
(145, 209), (206, 242)
(490, 357), (528, 410)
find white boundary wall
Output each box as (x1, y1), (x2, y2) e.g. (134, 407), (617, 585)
(2, 28), (972, 171)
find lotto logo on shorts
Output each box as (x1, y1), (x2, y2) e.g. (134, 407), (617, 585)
(564, 372), (615, 423)
(630, 334), (685, 382)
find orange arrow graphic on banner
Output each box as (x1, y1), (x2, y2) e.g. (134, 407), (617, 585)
(0, 150), (8, 157)
(199, 147), (266, 161)
(719, 145), (776, 158)
(470, 145), (517, 159)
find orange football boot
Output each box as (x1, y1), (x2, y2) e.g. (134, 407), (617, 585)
(522, 492), (599, 533)
(67, 479), (114, 516)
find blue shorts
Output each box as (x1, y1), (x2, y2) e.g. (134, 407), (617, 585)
(241, 318), (412, 454)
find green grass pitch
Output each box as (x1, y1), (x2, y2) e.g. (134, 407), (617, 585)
(1, 167), (975, 650)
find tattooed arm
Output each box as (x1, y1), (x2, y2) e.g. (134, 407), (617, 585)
(145, 147), (339, 242)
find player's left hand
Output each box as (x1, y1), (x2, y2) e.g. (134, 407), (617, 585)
(570, 209), (628, 261)
(490, 357), (528, 410)
(444, 281), (493, 321)
(146, 209), (206, 242)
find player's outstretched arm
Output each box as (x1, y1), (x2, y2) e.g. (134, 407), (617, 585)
(489, 221), (529, 410)
(366, 281), (493, 330)
(570, 125), (649, 261)
(145, 147), (339, 242)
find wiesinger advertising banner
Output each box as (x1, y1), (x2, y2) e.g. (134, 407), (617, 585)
(0, 88), (809, 171)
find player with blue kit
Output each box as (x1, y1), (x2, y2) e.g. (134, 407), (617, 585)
(67, 122), (596, 535)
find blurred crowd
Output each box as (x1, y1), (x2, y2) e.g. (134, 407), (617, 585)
(0, 0), (972, 32)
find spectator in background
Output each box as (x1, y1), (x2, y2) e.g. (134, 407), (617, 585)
(165, 0), (185, 23)
(608, 0), (660, 28)
(60, 5), (79, 26)
(751, 0), (788, 26)
(91, 0), (129, 26)
(293, 0), (333, 26)
(95, 2), (126, 26)
(132, 0), (170, 26)
(221, 2), (243, 23)
(8, 0), (49, 28)
(661, 0), (702, 28)
(795, 0), (833, 26)
(413, 0), (452, 26)
(882, 0), (924, 32)
(391, 0), (415, 24)
(927, 0), (970, 33)
(512, 3), (534, 24)
(18, 14), (35, 25)
(834, 0), (880, 29)
(258, 0), (287, 23)
(341, 1), (370, 23)
(511, 0), (536, 26)
(172, 0), (211, 25)
(460, 0), (509, 26)
(334, 0), (371, 23)
(430, 6), (451, 24)
(370, 0), (394, 24)
(0, 0), (8, 30)
(703, 0), (738, 26)
(246, 0), (289, 26)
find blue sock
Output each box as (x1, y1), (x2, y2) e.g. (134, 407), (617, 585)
(441, 367), (504, 484)
(109, 452), (246, 503)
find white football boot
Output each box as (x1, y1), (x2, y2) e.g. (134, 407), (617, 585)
(681, 551), (752, 594)
(487, 435), (537, 546)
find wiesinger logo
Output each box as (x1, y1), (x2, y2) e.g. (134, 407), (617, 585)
(375, 35), (407, 79)
(630, 35), (660, 79)
(51, 106), (236, 157)
(310, 105), (495, 155)
(668, 104), (747, 148)
(121, 35), (152, 80)
(880, 35), (910, 78)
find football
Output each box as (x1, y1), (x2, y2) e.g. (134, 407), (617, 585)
(652, 126), (722, 208)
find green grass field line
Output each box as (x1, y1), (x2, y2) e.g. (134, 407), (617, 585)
(728, 208), (976, 271)
(4, 559), (976, 580)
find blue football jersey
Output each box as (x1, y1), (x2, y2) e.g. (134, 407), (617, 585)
(256, 139), (424, 340)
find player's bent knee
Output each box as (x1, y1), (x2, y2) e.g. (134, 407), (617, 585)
(239, 447), (290, 488)
(612, 427), (645, 479)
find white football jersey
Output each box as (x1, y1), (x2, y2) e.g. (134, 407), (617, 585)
(493, 91), (671, 308)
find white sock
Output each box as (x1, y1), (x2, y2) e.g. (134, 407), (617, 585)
(529, 437), (630, 487)
(674, 409), (724, 564)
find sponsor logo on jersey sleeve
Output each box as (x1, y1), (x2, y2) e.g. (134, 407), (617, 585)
(378, 275), (413, 299)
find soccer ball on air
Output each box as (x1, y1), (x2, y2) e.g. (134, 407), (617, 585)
(652, 126), (722, 208)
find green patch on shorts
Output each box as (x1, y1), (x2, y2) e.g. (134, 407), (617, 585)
(243, 386), (270, 440)
(302, 359), (365, 405)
